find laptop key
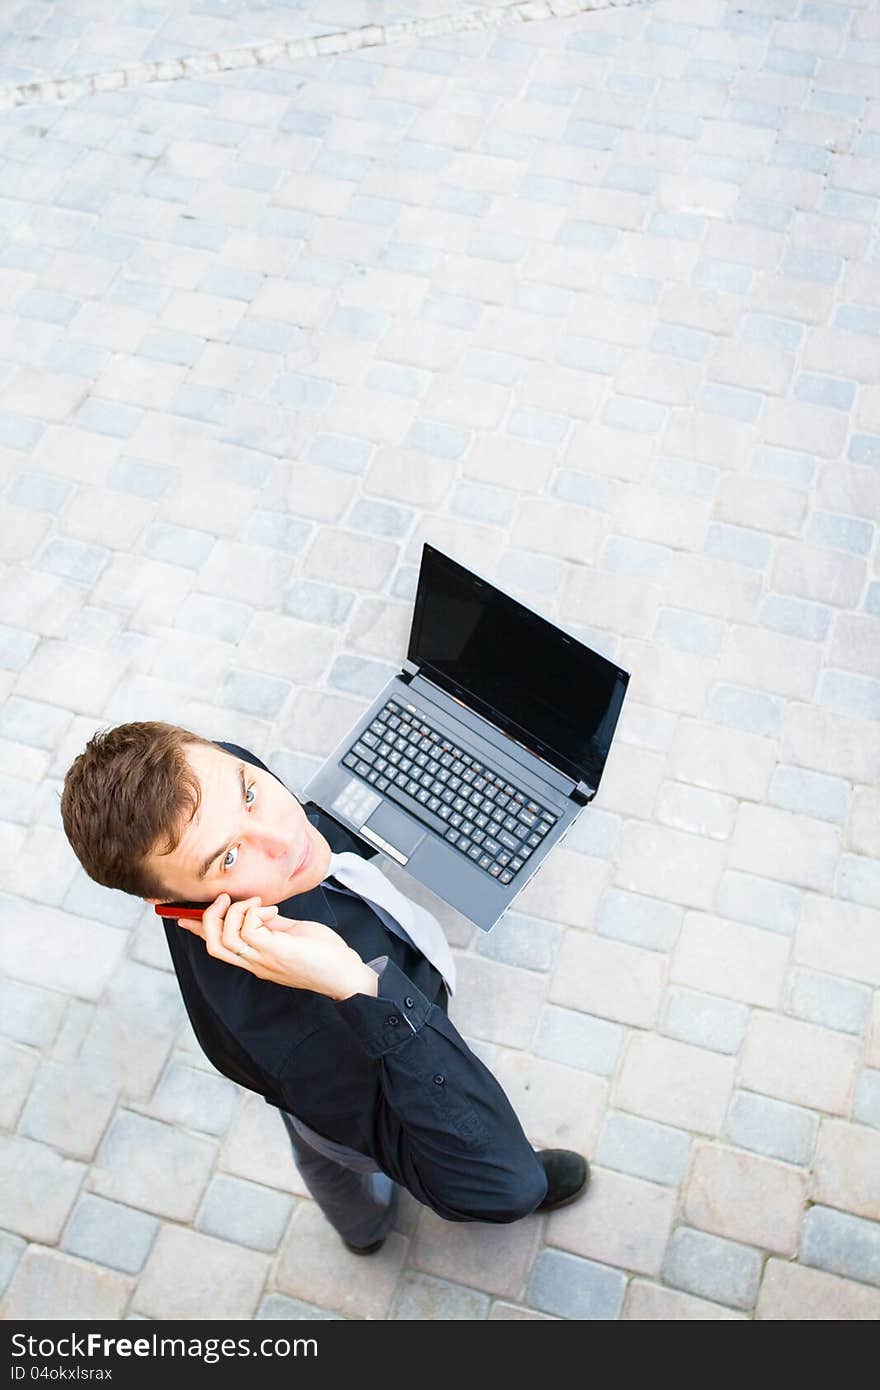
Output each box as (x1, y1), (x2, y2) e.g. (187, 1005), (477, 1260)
(479, 854), (493, 870)
(500, 869), (513, 884)
(356, 759), (370, 776)
(498, 829), (521, 852)
(510, 856), (523, 871)
(445, 829), (460, 845)
(343, 752), (358, 769)
(376, 776), (389, 791)
(467, 844), (481, 860)
(379, 778), (453, 840)
(489, 863), (502, 877)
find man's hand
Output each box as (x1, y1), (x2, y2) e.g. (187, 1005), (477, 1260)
(177, 893), (379, 1000)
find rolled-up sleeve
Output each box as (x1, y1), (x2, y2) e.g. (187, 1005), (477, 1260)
(329, 958), (548, 1223)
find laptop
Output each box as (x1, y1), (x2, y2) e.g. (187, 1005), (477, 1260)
(304, 542), (630, 931)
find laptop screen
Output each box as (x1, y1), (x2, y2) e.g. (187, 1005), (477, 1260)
(408, 543), (630, 790)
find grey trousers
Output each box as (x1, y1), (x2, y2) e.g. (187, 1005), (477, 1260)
(280, 1108), (399, 1249)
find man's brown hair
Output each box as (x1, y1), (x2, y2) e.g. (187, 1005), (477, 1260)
(60, 721), (218, 900)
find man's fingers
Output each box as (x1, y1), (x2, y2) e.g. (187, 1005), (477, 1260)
(219, 895), (261, 954)
(204, 901), (250, 967)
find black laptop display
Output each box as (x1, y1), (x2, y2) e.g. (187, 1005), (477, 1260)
(306, 542), (630, 930)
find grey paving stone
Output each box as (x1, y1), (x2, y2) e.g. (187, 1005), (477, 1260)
(853, 1070), (880, 1131)
(218, 669), (292, 719)
(0, 977), (65, 1049)
(140, 330), (205, 367)
(743, 315), (804, 350)
(391, 1272), (489, 1320)
(699, 384), (763, 423)
(150, 1061), (239, 1137)
(327, 654), (396, 698)
(35, 536), (110, 586)
(708, 684), (784, 737)
(526, 1248), (626, 1321)
(75, 397), (142, 437)
(649, 324), (713, 362)
(18, 289), (79, 325)
(1, 1247), (130, 1321)
(496, 549), (565, 597)
(819, 670), (880, 722)
(533, 1004), (622, 1077)
(552, 470), (617, 512)
(849, 434), (880, 466)
(196, 1174), (293, 1252)
(600, 537), (671, 579)
(283, 580), (355, 627)
(90, 1111), (216, 1221)
(348, 498), (412, 538)
(768, 766), (850, 824)
(655, 607), (727, 655)
(405, 420), (471, 460)
(18, 1058), (117, 1160)
(450, 480), (516, 525)
(662, 988), (749, 1056)
(596, 888), (683, 951)
(61, 1194), (159, 1275)
(240, 512), (312, 555)
(564, 808), (621, 858)
(0, 623), (38, 671)
(760, 593), (832, 642)
(257, 1294), (342, 1320)
(6, 471), (74, 513)
(307, 433), (373, 473)
(0, 1134), (85, 1243)
(808, 512), (874, 555)
(795, 374), (856, 411)
(837, 854), (880, 909)
(0, 697), (71, 750)
(724, 1091), (819, 1166)
(704, 523), (772, 569)
(596, 1112), (691, 1188)
(786, 969), (872, 1036)
(0, 413), (45, 452)
(801, 1206), (880, 1288)
(475, 912), (561, 973)
(783, 246), (843, 283)
(0, 1232), (25, 1300)
(173, 592), (253, 644)
(140, 521), (216, 569)
(663, 1227), (762, 1311)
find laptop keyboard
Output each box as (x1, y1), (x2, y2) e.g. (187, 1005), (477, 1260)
(341, 696), (559, 885)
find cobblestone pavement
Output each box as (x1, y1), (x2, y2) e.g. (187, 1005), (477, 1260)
(0, 0), (879, 1322)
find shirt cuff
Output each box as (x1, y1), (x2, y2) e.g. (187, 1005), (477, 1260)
(333, 958), (433, 1059)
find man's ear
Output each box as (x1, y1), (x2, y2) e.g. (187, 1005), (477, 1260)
(143, 896), (160, 905)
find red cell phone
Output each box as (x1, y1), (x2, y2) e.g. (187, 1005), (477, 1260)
(154, 903), (206, 921)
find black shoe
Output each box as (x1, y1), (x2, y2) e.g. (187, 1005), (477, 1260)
(533, 1150), (590, 1213)
(343, 1236), (386, 1255)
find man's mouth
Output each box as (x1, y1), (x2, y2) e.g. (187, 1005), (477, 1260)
(290, 833), (312, 877)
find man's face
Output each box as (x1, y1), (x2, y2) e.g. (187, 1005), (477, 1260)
(141, 742), (332, 908)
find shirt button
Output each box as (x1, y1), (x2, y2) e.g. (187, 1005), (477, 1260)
(404, 996), (415, 1008)
(387, 1015), (399, 1027)
(433, 1074), (445, 1086)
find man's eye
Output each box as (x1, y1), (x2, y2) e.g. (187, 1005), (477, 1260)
(245, 784), (256, 806)
(223, 846), (238, 870)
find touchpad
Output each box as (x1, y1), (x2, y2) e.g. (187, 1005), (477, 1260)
(363, 802), (426, 856)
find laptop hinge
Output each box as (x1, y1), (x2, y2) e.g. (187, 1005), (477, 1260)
(572, 780), (593, 805)
(400, 659), (419, 682)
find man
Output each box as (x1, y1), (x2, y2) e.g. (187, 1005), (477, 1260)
(61, 721), (590, 1255)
